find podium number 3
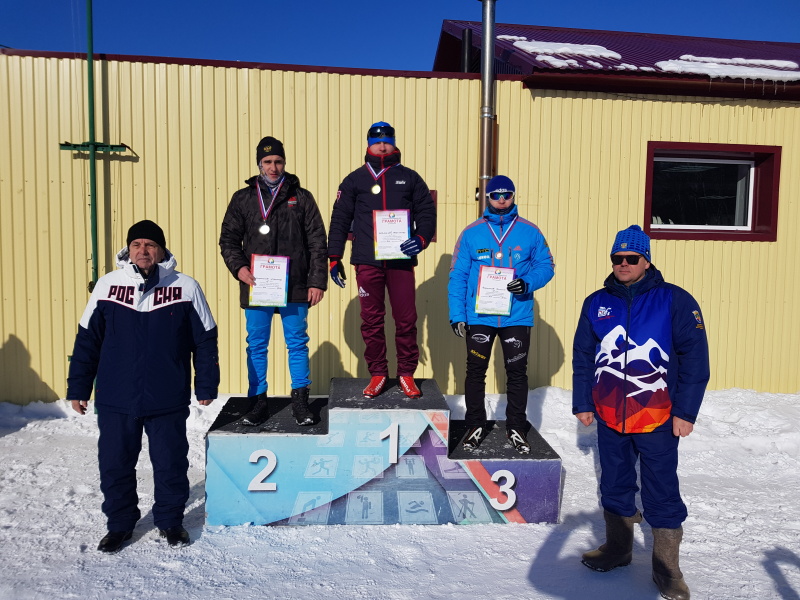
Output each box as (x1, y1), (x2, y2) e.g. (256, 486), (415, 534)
(489, 469), (517, 510)
(248, 449), (278, 491)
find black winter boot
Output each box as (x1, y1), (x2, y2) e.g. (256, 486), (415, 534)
(291, 387), (314, 426)
(652, 527), (690, 600)
(582, 509), (643, 572)
(241, 392), (269, 426)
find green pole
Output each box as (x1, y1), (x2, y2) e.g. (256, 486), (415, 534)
(59, 0), (126, 292)
(86, 0), (98, 287)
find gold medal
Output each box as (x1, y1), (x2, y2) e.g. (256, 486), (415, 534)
(259, 223), (270, 235)
(371, 184), (381, 194)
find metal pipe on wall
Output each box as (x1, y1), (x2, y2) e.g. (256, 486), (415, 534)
(477, 0), (497, 215)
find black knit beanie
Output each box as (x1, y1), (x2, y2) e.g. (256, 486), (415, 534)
(256, 136), (286, 164)
(127, 220), (167, 250)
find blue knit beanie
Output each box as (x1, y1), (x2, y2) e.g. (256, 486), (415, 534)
(611, 225), (651, 262)
(486, 175), (515, 195)
(367, 121), (396, 147)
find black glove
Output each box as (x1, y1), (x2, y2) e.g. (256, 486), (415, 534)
(330, 258), (347, 288)
(451, 322), (468, 337)
(507, 278), (528, 295)
(399, 236), (424, 257)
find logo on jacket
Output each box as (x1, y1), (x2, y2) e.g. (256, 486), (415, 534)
(597, 306), (613, 319)
(470, 349), (487, 360)
(153, 286), (184, 306)
(506, 352), (527, 364)
(288, 197), (297, 206)
(395, 180), (406, 185)
(358, 287), (369, 297)
(477, 248), (490, 260)
(692, 310), (702, 324)
(108, 285), (135, 306)
(503, 337), (522, 349)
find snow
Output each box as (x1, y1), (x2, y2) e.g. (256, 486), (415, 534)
(513, 39), (622, 61)
(655, 58), (800, 82)
(2, 388), (800, 599)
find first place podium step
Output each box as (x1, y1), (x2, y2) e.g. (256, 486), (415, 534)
(205, 378), (561, 526)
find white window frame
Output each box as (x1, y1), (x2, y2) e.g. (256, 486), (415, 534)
(650, 157), (755, 232)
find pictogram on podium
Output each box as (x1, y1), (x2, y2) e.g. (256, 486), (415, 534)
(205, 378), (561, 526)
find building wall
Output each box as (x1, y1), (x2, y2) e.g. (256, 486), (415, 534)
(1, 53), (798, 403)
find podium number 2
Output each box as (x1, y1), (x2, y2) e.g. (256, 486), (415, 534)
(489, 469), (517, 510)
(248, 449), (278, 491)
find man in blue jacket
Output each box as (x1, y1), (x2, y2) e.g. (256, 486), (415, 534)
(68, 220), (220, 553)
(448, 175), (554, 454)
(573, 224), (709, 600)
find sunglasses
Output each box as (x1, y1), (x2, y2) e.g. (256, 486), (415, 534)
(368, 125), (395, 139)
(611, 254), (643, 265)
(488, 191), (515, 201)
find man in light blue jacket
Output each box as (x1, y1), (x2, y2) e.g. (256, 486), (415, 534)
(448, 176), (554, 453)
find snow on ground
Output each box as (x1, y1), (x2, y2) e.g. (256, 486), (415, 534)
(1, 388), (799, 599)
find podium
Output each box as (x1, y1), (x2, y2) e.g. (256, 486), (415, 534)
(205, 378), (561, 526)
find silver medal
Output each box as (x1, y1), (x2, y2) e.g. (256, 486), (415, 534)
(259, 223), (270, 235)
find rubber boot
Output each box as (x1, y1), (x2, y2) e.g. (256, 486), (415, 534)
(291, 387), (314, 426)
(652, 527), (690, 600)
(241, 392), (269, 426)
(582, 509), (643, 572)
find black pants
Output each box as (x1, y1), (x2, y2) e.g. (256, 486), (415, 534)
(464, 324), (531, 430)
(97, 407), (190, 531)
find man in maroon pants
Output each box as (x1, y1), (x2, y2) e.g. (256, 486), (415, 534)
(328, 121), (436, 398)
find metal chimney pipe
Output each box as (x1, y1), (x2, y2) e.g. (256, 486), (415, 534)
(477, 0), (497, 214)
(460, 28), (472, 73)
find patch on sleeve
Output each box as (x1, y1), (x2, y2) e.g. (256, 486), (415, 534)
(693, 310), (705, 329)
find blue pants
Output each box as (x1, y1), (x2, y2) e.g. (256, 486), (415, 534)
(597, 422), (687, 529)
(97, 407), (190, 531)
(245, 303), (310, 396)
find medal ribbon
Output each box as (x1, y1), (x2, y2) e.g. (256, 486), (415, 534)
(365, 162), (395, 182)
(485, 216), (518, 249)
(255, 176), (285, 223)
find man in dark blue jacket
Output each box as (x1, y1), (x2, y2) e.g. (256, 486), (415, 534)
(328, 121), (436, 399)
(68, 220), (219, 553)
(573, 225), (709, 600)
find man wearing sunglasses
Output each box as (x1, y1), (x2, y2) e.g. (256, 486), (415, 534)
(572, 224), (709, 600)
(328, 121), (436, 400)
(448, 175), (555, 455)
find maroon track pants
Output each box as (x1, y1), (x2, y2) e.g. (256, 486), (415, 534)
(354, 264), (419, 377)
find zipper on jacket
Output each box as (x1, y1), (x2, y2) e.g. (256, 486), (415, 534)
(622, 295), (632, 433)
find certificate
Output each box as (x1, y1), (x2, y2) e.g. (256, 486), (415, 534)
(475, 266), (515, 316)
(249, 255), (290, 307)
(373, 209), (410, 260)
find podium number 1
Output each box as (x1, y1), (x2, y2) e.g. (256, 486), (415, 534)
(248, 449), (278, 491)
(380, 422), (399, 464)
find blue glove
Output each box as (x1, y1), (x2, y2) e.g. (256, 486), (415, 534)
(451, 322), (468, 337)
(330, 258), (347, 288)
(400, 236), (424, 257)
(507, 278), (528, 295)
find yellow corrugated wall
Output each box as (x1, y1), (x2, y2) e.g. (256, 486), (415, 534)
(1, 53), (799, 403)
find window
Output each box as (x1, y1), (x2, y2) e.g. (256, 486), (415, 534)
(644, 142), (781, 241)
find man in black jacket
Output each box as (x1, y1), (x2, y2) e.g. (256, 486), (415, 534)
(328, 122), (436, 399)
(220, 137), (328, 426)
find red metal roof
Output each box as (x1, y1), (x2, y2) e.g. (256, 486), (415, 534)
(434, 20), (800, 100)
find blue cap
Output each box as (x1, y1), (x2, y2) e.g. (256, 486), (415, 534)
(486, 175), (515, 195)
(367, 121), (396, 147)
(611, 225), (651, 262)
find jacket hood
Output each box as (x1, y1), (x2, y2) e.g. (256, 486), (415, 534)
(603, 263), (663, 298)
(116, 245), (177, 279)
(245, 171), (301, 191)
(482, 203), (519, 225)
(364, 148), (401, 170)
